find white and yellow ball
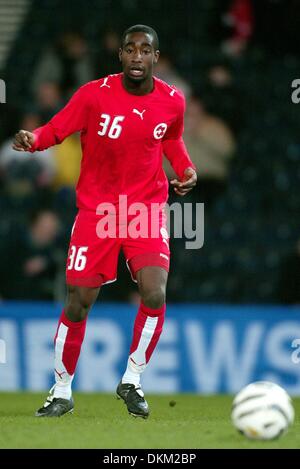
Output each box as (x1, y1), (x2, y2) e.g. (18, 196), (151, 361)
(231, 381), (294, 440)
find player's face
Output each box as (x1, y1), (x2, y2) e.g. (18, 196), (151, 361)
(119, 32), (160, 83)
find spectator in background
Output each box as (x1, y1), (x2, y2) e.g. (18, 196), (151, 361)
(34, 82), (64, 123)
(278, 239), (300, 304)
(208, 64), (233, 88)
(94, 29), (121, 76)
(154, 55), (192, 99)
(0, 112), (56, 190)
(32, 31), (94, 99)
(165, 96), (236, 208)
(201, 61), (244, 135)
(221, 0), (254, 58)
(0, 209), (63, 300)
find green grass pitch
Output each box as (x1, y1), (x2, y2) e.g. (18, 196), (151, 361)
(0, 393), (299, 449)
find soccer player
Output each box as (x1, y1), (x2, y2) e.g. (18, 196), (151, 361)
(13, 25), (197, 418)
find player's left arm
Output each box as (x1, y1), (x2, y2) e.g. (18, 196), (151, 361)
(162, 93), (197, 196)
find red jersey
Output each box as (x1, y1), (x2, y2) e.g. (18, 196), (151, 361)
(30, 73), (195, 211)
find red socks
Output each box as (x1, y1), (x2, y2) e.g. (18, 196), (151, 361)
(130, 302), (166, 367)
(54, 309), (87, 380)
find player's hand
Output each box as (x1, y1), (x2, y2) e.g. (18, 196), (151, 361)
(12, 130), (35, 151)
(170, 167), (197, 196)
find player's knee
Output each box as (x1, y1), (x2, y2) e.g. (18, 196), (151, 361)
(65, 286), (97, 322)
(142, 286), (165, 310)
(65, 301), (89, 322)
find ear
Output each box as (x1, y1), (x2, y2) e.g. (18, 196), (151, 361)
(118, 48), (123, 62)
(154, 50), (160, 64)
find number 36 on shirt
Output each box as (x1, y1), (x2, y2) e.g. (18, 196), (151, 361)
(97, 114), (125, 139)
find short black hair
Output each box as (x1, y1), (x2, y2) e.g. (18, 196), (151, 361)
(121, 24), (159, 50)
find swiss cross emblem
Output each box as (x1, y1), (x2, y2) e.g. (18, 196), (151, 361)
(153, 123), (167, 140)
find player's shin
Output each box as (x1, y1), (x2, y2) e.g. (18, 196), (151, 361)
(53, 309), (87, 399)
(122, 302), (166, 386)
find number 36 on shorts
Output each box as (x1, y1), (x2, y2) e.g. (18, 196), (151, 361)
(67, 246), (88, 271)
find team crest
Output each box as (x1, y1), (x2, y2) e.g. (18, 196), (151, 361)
(153, 123), (167, 140)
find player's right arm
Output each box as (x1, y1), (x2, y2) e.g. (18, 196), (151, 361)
(12, 84), (91, 152)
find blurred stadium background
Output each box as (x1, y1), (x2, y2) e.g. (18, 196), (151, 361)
(0, 0), (300, 399)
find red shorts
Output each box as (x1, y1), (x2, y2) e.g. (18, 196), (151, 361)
(66, 209), (170, 288)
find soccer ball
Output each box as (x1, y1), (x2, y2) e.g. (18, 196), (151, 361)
(231, 381), (294, 440)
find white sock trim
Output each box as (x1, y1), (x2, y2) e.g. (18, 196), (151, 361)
(122, 358), (141, 386)
(53, 380), (73, 400)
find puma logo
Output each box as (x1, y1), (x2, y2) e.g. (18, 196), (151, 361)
(132, 108), (146, 120)
(100, 77), (110, 88)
